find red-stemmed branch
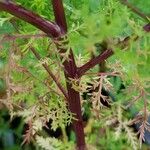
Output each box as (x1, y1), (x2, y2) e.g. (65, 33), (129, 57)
(77, 24), (150, 77)
(0, 33), (47, 45)
(120, 0), (150, 21)
(120, 0), (150, 32)
(30, 47), (68, 100)
(51, 0), (67, 34)
(77, 49), (114, 77)
(0, 1), (61, 38)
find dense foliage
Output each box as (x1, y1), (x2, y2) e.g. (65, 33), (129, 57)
(0, 0), (150, 150)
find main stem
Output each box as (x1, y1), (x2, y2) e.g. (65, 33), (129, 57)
(63, 51), (86, 150)
(51, 0), (86, 149)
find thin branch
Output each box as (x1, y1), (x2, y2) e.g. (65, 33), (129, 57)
(5, 33), (47, 40)
(120, 0), (150, 21)
(125, 92), (143, 109)
(143, 90), (147, 120)
(0, 1), (61, 38)
(0, 33), (47, 45)
(13, 63), (64, 98)
(77, 49), (114, 77)
(29, 47), (68, 100)
(84, 72), (120, 77)
(28, 72), (63, 98)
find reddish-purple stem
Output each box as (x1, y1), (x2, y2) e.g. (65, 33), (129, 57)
(51, 0), (86, 149)
(30, 47), (68, 100)
(0, 1), (61, 38)
(77, 49), (114, 77)
(120, 0), (150, 21)
(51, 0), (67, 34)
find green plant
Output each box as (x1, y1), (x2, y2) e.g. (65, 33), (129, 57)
(0, 0), (150, 150)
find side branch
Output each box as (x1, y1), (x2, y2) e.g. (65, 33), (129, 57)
(0, 1), (61, 38)
(77, 23), (150, 78)
(77, 49), (113, 77)
(120, 0), (150, 21)
(30, 47), (68, 100)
